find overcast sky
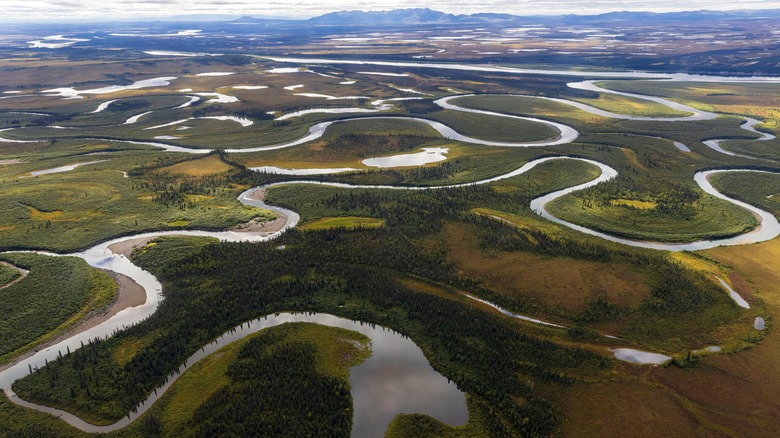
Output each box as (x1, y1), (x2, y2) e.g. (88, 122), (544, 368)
(3, 0), (779, 21)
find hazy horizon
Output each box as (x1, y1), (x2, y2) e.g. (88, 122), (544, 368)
(2, 0), (779, 22)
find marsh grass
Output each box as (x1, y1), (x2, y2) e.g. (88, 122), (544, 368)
(0, 153), (272, 252)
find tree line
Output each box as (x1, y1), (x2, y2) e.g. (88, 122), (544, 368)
(13, 169), (739, 435)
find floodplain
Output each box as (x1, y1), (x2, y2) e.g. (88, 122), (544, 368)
(0, 11), (779, 437)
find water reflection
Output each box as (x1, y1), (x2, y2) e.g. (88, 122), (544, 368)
(4, 313), (469, 436)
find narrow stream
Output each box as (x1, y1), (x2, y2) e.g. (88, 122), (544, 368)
(6, 313), (468, 436)
(1, 59), (778, 430)
(530, 168), (780, 251)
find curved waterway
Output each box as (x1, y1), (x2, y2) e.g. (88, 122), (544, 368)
(0, 71), (775, 161)
(115, 111), (577, 152)
(703, 117), (778, 161)
(2, 60), (780, 426)
(1, 112), (573, 155)
(5, 313), (468, 436)
(1, 154), (776, 429)
(0, 156), (640, 429)
(251, 165), (358, 175)
(259, 56), (780, 83)
(442, 84), (716, 124)
(0, 188), (471, 434)
(23, 160), (108, 177)
(531, 168), (780, 251)
(434, 95), (578, 146)
(566, 80), (718, 121)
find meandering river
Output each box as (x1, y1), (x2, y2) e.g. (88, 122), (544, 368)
(0, 58), (778, 432)
(5, 313), (469, 436)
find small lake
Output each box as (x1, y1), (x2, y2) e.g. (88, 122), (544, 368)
(363, 147), (449, 168)
(43, 77), (176, 99)
(26, 160), (108, 177)
(611, 348), (670, 365)
(4, 312), (469, 436)
(0, 188), (467, 436)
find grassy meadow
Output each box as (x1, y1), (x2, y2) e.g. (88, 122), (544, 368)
(1, 53), (780, 437)
(429, 109), (560, 142)
(301, 216), (385, 230)
(574, 90), (693, 118)
(0, 151), (273, 252)
(452, 94), (615, 129)
(548, 235), (780, 437)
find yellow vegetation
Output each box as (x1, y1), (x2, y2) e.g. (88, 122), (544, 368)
(442, 223), (650, 312)
(113, 338), (153, 366)
(148, 323), (370, 434)
(157, 155), (233, 177)
(611, 199), (657, 209)
(301, 216), (385, 231)
(184, 194), (215, 203)
(620, 148), (648, 172)
(28, 207), (63, 220)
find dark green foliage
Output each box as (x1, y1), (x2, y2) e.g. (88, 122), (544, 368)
(322, 133), (437, 158)
(467, 213), (737, 329)
(190, 332), (352, 437)
(136, 174), (233, 209)
(669, 351), (701, 368)
(108, 100), (151, 112)
(29, 113), (74, 126)
(566, 325), (601, 342)
(640, 261), (723, 315)
(266, 184), (540, 235)
(126, 155), (202, 177)
(131, 236), (217, 273)
(234, 109), (275, 121)
(191, 105), (274, 121)
(12, 167), (740, 435)
(191, 105), (229, 118)
(138, 415), (162, 437)
(14, 223), (611, 435)
(577, 175), (701, 220)
(398, 99), (443, 115)
(402, 157), (469, 181)
(576, 295), (626, 323)
(709, 171), (780, 217)
(130, 152), (238, 204)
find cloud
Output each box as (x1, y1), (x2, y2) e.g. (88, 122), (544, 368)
(3, 0), (778, 20)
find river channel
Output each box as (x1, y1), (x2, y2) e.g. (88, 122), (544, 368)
(1, 58), (778, 432)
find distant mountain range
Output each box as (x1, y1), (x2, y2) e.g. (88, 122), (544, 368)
(306, 8), (457, 25)
(230, 7), (780, 26)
